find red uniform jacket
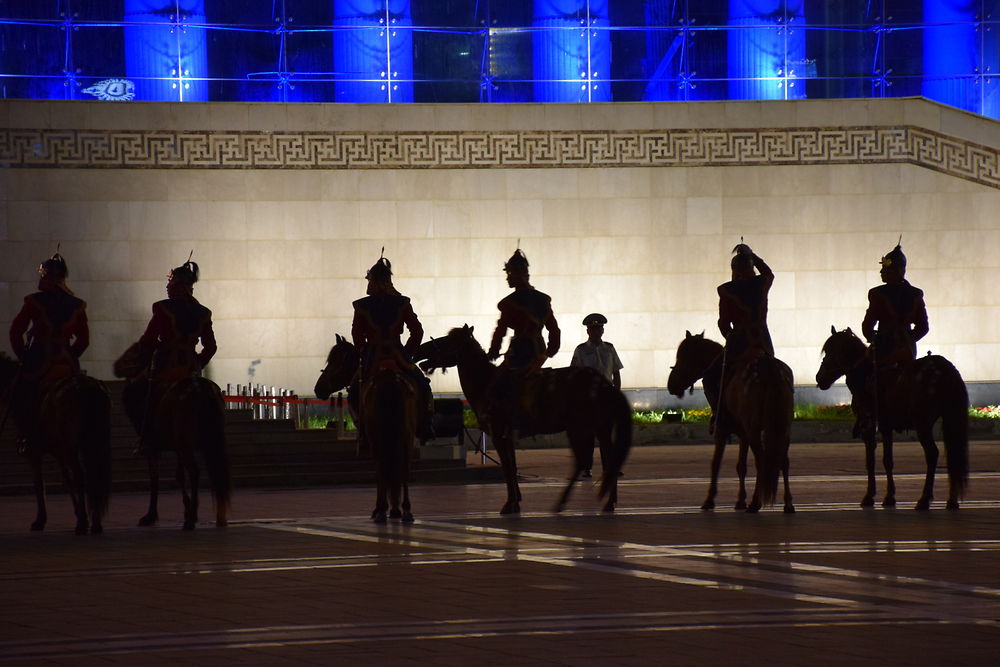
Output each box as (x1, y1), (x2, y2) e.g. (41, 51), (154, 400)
(9, 289), (89, 382)
(139, 297), (217, 382)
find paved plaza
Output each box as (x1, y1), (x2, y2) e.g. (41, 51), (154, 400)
(2, 441), (999, 666)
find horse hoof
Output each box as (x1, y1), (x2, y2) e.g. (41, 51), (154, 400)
(389, 509), (402, 520)
(946, 500), (960, 511)
(402, 513), (414, 523)
(914, 499), (931, 511)
(553, 504), (565, 514)
(882, 497), (896, 508)
(499, 503), (520, 515)
(783, 505), (796, 514)
(30, 521), (45, 532)
(700, 501), (715, 511)
(745, 505), (761, 514)
(75, 524), (89, 536)
(216, 519), (228, 528)
(860, 497), (875, 508)
(602, 503), (615, 513)
(372, 512), (387, 524)
(90, 524), (103, 535)
(183, 520), (196, 530)
(734, 501), (747, 511)
(137, 514), (157, 527)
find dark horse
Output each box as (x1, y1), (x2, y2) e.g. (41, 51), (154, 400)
(415, 325), (632, 515)
(114, 343), (230, 530)
(816, 326), (968, 510)
(667, 331), (794, 513)
(314, 334), (416, 523)
(0, 353), (111, 534)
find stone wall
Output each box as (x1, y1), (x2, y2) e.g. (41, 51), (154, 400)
(1, 97), (998, 398)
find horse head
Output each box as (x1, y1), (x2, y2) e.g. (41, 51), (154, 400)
(113, 341), (151, 380)
(314, 334), (359, 400)
(667, 330), (722, 398)
(816, 326), (867, 390)
(416, 324), (479, 374)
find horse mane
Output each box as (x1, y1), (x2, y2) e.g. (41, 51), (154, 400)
(822, 328), (866, 356)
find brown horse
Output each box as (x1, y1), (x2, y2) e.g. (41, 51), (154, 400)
(816, 326), (968, 510)
(667, 331), (794, 513)
(415, 325), (632, 515)
(0, 353), (111, 534)
(114, 343), (230, 530)
(314, 334), (416, 523)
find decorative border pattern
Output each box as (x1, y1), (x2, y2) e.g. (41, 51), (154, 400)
(1, 126), (997, 188)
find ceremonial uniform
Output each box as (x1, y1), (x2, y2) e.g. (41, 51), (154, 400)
(717, 246), (774, 363)
(488, 250), (560, 374)
(862, 243), (928, 367)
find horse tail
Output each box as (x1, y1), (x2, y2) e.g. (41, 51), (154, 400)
(760, 360), (794, 506)
(81, 379), (112, 520)
(599, 388), (632, 500)
(941, 363), (970, 500)
(199, 380), (232, 515)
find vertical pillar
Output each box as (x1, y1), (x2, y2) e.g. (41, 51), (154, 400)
(727, 0), (805, 100)
(124, 0), (208, 101)
(334, 0), (413, 103)
(533, 0), (611, 102)
(922, 1), (994, 117)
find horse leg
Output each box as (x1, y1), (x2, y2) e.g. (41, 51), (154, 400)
(372, 466), (388, 524)
(914, 427), (939, 511)
(598, 434), (617, 513)
(735, 438), (748, 511)
(63, 454), (90, 536)
(494, 432), (521, 515)
(177, 454), (199, 530)
(781, 449), (795, 514)
(745, 438), (764, 514)
(860, 434), (877, 507)
(401, 481), (414, 523)
(29, 454), (47, 532)
(881, 431), (896, 507)
(556, 436), (587, 513)
(138, 454), (160, 526)
(702, 434), (727, 511)
(389, 480), (402, 520)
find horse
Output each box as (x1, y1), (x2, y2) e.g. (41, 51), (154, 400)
(816, 326), (969, 510)
(667, 331), (794, 513)
(314, 334), (416, 524)
(415, 325), (632, 515)
(0, 353), (111, 534)
(114, 343), (230, 530)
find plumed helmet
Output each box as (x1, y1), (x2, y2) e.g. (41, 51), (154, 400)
(39, 251), (68, 280)
(880, 243), (906, 273)
(366, 256), (393, 281)
(730, 238), (754, 272)
(168, 257), (200, 286)
(582, 313), (607, 326)
(504, 248), (529, 273)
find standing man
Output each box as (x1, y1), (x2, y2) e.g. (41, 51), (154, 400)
(861, 241), (928, 369)
(571, 312), (623, 477)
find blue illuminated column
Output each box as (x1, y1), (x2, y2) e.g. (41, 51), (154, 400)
(533, 0), (611, 102)
(124, 0), (208, 102)
(728, 0), (805, 100)
(922, 1), (997, 117)
(333, 0), (413, 103)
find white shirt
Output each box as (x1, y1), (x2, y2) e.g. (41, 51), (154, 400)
(570, 340), (623, 383)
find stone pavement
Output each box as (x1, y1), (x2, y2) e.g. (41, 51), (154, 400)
(1, 441), (999, 666)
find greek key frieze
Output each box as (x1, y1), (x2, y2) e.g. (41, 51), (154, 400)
(0, 126), (996, 188)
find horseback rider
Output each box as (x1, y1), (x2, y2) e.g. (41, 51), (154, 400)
(861, 241), (928, 369)
(486, 248), (560, 434)
(717, 241), (774, 365)
(122, 256), (217, 451)
(8, 250), (90, 454)
(351, 252), (434, 439)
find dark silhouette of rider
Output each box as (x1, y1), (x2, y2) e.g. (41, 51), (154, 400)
(351, 254), (434, 439)
(718, 242), (774, 365)
(8, 251), (89, 454)
(862, 242), (928, 368)
(487, 249), (560, 434)
(123, 258), (217, 452)
(488, 249), (560, 371)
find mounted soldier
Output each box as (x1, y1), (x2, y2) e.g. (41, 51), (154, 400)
(861, 241), (928, 370)
(486, 248), (560, 435)
(351, 252), (433, 439)
(717, 241), (774, 366)
(8, 250), (90, 454)
(122, 256), (217, 451)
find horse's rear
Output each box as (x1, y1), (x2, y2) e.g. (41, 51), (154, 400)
(362, 368), (418, 523)
(724, 356), (794, 512)
(890, 355), (969, 509)
(158, 376), (231, 528)
(36, 374), (112, 534)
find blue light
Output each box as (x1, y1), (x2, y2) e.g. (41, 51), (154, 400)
(922, 0), (998, 117)
(728, 0), (805, 101)
(333, 0), (413, 103)
(532, 0), (611, 103)
(124, 0), (208, 102)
